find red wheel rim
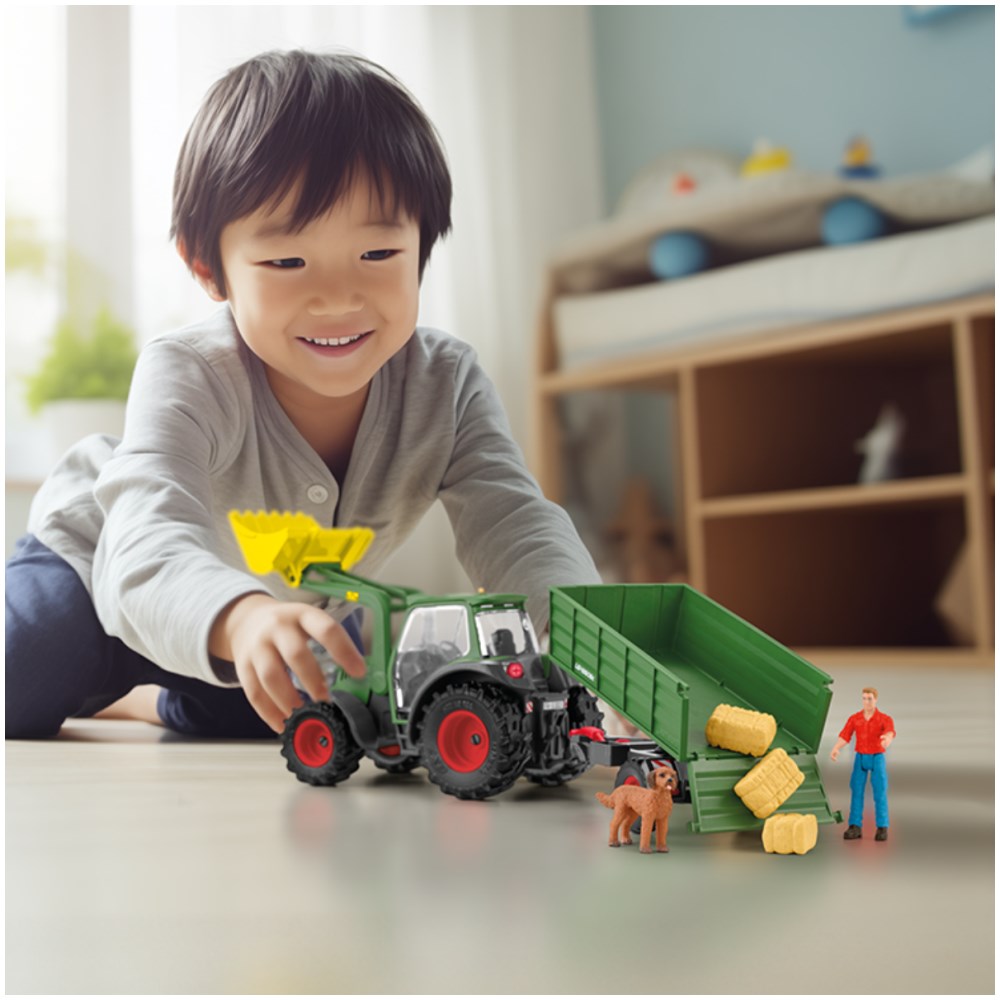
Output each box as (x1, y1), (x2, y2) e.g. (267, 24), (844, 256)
(437, 709), (490, 772)
(623, 775), (641, 787)
(294, 718), (334, 768)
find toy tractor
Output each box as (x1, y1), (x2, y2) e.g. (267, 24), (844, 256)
(229, 511), (603, 800)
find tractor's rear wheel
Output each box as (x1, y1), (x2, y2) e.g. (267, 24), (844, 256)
(281, 703), (363, 786)
(418, 682), (529, 800)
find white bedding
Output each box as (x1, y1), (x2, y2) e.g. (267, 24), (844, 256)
(553, 215), (994, 369)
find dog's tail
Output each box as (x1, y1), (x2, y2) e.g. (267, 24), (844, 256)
(595, 791), (614, 809)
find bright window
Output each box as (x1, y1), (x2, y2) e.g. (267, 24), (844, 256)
(5, 7), (66, 478)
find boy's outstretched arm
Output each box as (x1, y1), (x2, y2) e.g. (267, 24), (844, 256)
(210, 593), (366, 733)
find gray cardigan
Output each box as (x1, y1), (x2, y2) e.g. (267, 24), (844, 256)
(28, 308), (599, 685)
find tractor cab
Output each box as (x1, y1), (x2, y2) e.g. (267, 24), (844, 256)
(391, 598), (540, 712)
(392, 604), (472, 710)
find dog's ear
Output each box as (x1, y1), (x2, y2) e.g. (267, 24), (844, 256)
(647, 768), (663, 789)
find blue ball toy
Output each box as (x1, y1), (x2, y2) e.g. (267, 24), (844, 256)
(822, 196), (890, 245)
(649, 230), (713, 279)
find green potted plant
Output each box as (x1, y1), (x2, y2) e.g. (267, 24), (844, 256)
(25, 307), (138, 461)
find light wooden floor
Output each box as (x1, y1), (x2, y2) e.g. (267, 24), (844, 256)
(5, 663), (994, 995)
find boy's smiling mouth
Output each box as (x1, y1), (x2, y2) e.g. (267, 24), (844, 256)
(297, 330), (374, 354)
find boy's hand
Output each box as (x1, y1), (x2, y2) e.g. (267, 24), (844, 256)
(211, 593), (366, 733)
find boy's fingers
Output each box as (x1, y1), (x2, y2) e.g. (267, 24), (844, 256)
(257, 641), (310, 721)
(275, 631), (329, 705)
(239, 665), (286, 734)
(301, 608), (367, 679)
(253, 696), (286, 735)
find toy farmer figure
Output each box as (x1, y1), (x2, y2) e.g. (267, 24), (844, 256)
(830, 687), (896, 841)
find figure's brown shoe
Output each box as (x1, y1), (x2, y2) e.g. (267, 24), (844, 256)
(875, 827), (888, 842)
(843, 825), (862, 840)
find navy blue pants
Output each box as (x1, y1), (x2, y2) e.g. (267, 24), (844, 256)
(5, 535), (359, 740)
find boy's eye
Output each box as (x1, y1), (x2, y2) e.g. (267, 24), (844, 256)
(361, 249), (398, 261)
(265, 258), (305, 269)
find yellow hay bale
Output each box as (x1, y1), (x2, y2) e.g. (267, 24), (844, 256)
(762, 812), (818, 855)
(705, 703), (777, 757)
(733, 748), (804, 819)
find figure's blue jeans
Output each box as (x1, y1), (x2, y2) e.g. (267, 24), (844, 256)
(849, 752), (889, 828)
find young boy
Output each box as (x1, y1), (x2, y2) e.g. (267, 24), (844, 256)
(6, 50), (600, 740)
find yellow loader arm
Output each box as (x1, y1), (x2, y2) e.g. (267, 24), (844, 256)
(228, 510), (374, 588)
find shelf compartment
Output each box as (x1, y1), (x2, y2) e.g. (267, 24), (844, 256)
(695, 323), (962, 499)
(702, 501), (969, 649)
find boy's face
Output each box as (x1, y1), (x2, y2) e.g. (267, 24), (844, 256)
(198, 173), (421, 412)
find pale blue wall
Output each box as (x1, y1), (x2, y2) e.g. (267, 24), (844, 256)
(592, 5), (995, 209)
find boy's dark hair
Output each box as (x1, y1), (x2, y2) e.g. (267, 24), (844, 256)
(171, 50), (452, 296)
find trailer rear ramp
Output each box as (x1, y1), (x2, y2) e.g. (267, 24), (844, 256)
(550, 583), (843, 834)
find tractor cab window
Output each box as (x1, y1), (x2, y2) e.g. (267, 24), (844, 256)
(475, 609), (539, 659)
(393, 605), (471, 710)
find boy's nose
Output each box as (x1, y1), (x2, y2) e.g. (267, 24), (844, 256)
(305, 282), (364, 316)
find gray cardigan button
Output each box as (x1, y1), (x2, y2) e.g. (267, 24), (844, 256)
(307, 484), (329, 504)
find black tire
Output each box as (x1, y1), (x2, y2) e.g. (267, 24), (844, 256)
(281, 703), (363, 786)
(527, 686), (604, 787)
(418, 682), (529, 800)
(614, 758), (650, 791)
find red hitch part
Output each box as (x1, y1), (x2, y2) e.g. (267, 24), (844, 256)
(570, 726), (607, 743)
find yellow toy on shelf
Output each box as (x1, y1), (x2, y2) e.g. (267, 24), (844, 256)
(740, 139), (793, 177)
(840, 134), (882, 179)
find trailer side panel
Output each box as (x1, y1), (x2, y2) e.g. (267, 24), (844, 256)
(549, 586), (689, 758)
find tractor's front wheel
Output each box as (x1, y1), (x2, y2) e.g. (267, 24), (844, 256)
(281, 703), (363, 786)
(418, 682), (529, 800)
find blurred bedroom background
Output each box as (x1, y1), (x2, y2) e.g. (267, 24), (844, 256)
(4, 5), (994, 665)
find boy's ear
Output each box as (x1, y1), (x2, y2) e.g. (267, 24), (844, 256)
(177, 240), (225, 301)
(190, 259), (225, 302)
(194, 264), (225, 302)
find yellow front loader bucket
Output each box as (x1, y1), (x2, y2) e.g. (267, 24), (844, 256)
(229, 510), (374, 588)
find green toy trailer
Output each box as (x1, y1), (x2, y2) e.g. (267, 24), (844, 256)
(548, 584), (842, 833)
(230, 512), (841, 833)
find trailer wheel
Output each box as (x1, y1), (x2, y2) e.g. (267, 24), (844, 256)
(528, 686), (604, 787)
(418, 682), (529, 800)
(281, 703), (363, 786)
(614, 759), (649, 791)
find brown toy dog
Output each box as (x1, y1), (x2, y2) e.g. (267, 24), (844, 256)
(596, 765), (677, 854)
